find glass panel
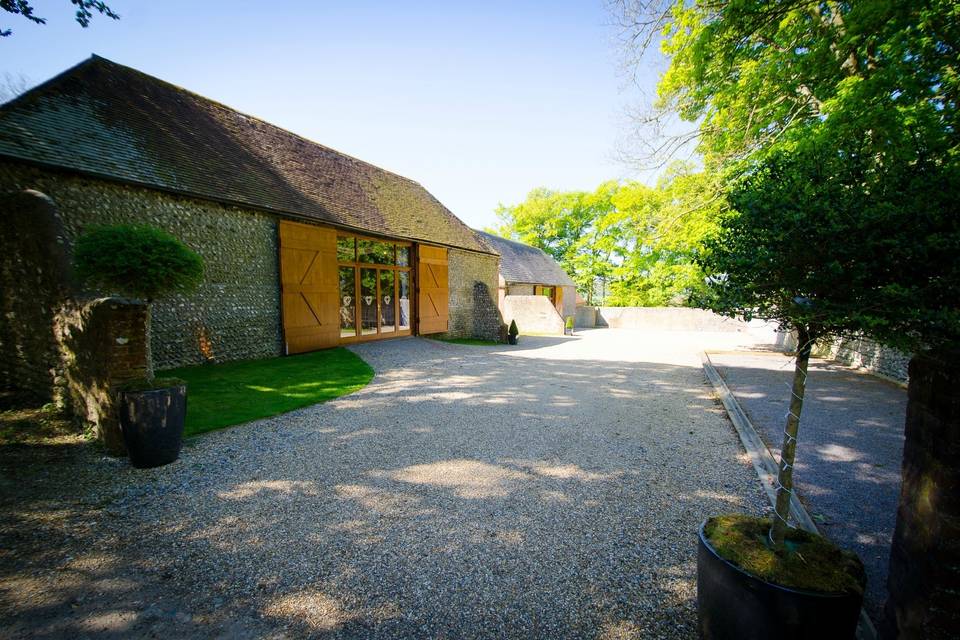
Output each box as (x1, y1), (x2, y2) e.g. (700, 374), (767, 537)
(339, 267), (356, 337)
(360, 268), (378, 335)
(358, 239), (394, 265)
(397, 246), (410, 267)
(398, 271), (411, 331)
(337, 236), (355, 262)
(379, 270), (395, 333)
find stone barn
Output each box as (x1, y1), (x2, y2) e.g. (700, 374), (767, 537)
(0, 55), (505, 399)
(476, 231), (577, 335)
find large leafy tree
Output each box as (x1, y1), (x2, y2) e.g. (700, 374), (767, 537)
(697, 140), (960, 547)
(1, 1), (118, 37)
(617, 1), (960, 632)
(490, 182), (619, 302)
(491, 166), (719, 306)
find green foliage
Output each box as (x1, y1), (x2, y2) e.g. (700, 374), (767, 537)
(565, 316), (574, 330)
(163, 348), (373, 437)
(508, 319), (519, 337)
(492, 164), (719, 307)
(1, 1), (119, 37)
(655, 0), (959, 169)
(74, 224), (204, 302)
(697, 142), (960, 351)
(704, 514), (865, 595)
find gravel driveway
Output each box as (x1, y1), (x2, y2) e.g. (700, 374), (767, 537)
(1, 329), (769, 639)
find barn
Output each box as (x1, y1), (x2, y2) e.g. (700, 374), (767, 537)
(0, 56), (503, 378)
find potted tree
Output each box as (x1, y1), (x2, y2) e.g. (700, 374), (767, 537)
(75, 224), (203, 468)
(507, 319), (519, 345)
(694, 144), (886, 638)
(565, 316), (575, 336)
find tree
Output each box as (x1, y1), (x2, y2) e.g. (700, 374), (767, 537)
(490, 182), (619, 302)
(614, 0), (959, 170)
(615, 9), (960, 629)
(697, 139), (960, 549)
(606, 165), (720, 306)
(491, 165), (719, 307)
(74, 224), (204, 380)
(2, 1), (118, 37)
(0, 72), (29, 103)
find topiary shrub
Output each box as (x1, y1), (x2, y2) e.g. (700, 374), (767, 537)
(74, 224), (204, 302)
(565, 316), (574, 333)
(75, 224), (203, 384)
(508, 319), (519, 337)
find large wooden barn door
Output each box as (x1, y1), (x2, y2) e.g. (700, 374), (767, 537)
(417, 245), (448, 334)
(279, 220), (339, 354)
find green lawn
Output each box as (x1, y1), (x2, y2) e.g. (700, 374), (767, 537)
(163, 348), (374, 436)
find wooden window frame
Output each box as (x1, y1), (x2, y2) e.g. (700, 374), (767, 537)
(336, 232), (413, 343)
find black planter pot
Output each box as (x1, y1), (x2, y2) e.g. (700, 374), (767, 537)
(119, 384), (187, 468)
(508, 335), (518, 345)
(697, 520), (863, 640)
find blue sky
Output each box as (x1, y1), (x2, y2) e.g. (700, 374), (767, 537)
(2, 1), (664, 229)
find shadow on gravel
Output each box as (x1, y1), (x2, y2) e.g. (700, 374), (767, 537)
(1, 339), (765, 639)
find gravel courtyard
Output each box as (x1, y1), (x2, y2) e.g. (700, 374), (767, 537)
(1, 329), (770, 639)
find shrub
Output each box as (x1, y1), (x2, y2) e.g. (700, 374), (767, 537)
(508, 319), (519, 337)
(565, 316), (574, 330)
(74, 224), (204, 302)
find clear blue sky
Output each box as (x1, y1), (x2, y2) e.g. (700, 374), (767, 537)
(2, 1), (662, 229)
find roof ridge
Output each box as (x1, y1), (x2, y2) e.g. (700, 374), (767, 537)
(476, 229), (543, 250)
(84, 55), (426, 188)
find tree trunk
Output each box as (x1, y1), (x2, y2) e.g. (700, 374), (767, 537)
(769, 328), (813, 549)
(881, 349), (960, 639)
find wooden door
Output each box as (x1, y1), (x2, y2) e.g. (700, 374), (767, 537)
(279, 220), (339, 354)
(417, 244), (448, 334)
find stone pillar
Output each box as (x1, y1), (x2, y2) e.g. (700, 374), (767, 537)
(882, 350), (960, 639)
(0, 190), (72, 404)
(56, 298), (149, 455)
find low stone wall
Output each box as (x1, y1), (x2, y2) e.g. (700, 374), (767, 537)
(575, 305), (597, 328)
(441, 249), (503, 341)
(591, 307), (750, 332)
(818, 336), (910, 383)
(503, 296), (564, 335)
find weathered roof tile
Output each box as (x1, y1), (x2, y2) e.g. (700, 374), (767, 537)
(0, 56), (493, 254)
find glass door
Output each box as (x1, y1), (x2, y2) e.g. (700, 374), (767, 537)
(336, 233), (412, 341)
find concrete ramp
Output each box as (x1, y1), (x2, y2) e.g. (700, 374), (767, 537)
(503, 295), (564, 334)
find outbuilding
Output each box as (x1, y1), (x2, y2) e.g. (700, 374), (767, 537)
(0, 56), (503, 374)
(476, 231), (577, 334)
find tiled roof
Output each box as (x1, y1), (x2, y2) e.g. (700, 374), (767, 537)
(476, 231), (576, 287)
(0, 56), (493, 254)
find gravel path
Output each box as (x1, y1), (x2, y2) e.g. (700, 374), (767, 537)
(709, 351), (906, 620)
(1, 330), (769, 639)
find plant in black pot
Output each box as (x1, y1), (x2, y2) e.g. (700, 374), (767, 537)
(75, 224), (203, 468)
(692, 144), (902, 639)
(507, 319), (519, 345)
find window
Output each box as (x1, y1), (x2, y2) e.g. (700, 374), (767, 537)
(337, 232), (412, 340)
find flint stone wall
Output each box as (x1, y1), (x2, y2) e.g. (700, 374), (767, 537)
(1, 161), (284, 370)
(441, 248), (502, 342)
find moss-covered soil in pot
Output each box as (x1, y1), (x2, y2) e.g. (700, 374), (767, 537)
(704, 514), (865, 594)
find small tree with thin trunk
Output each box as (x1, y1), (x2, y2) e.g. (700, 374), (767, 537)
(696, 139), (960, 551)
